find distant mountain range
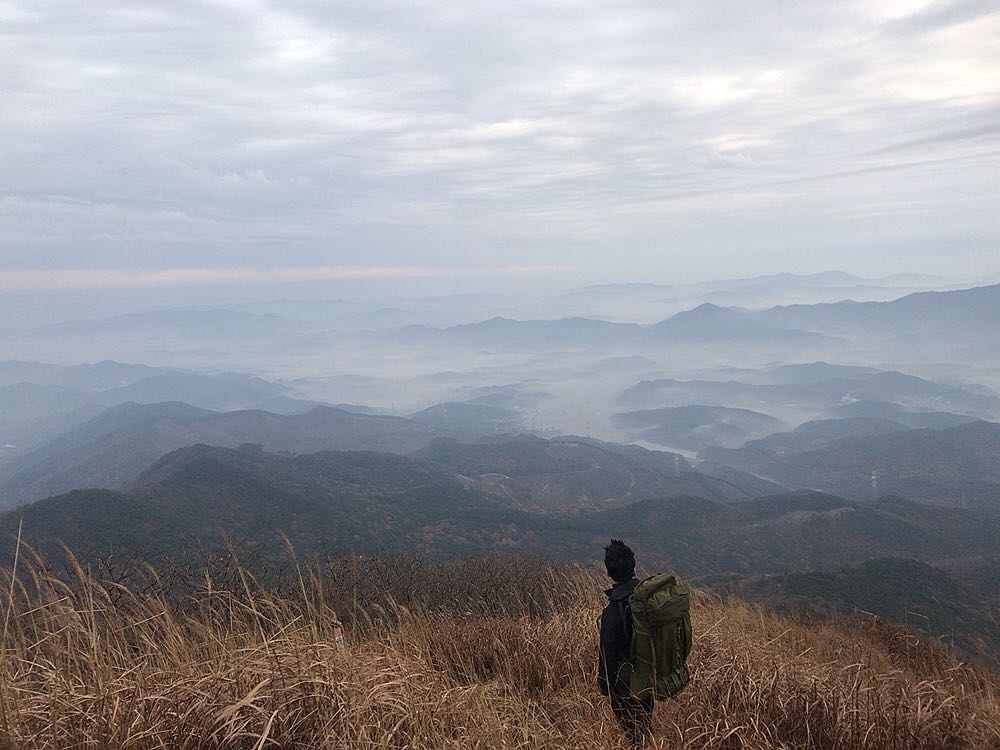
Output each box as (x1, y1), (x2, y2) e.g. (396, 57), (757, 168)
(368, 284), (1000, 360)
(705, 420), (1000, 513)
(0, 402), (441, 508)
(3, 282), (997, 391)
(0, 364), (321, 457)
(650, 304), (835, 345)
(561, 271), (957, 319)
(757, 283), (1000, 342)
(376, 308), (836, 351)
(571, 271), (908, 298)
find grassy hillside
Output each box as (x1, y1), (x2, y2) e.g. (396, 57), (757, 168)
(0, 554), (995, 749)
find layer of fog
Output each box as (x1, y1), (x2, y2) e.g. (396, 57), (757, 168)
(1, 270), (998, 463)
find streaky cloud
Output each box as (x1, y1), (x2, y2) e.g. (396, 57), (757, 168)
(0, 264), (571, 291)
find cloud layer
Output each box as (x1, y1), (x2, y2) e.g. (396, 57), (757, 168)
(2, 0), (998, 286)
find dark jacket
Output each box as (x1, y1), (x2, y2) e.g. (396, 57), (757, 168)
(598, 577), (640, 698)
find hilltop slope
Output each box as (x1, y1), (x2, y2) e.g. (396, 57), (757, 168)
(0, 559), (995, 749)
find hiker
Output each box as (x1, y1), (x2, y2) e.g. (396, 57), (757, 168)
(598, 539), (654, 747)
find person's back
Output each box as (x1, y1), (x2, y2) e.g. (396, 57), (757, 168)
(598, 539), (653, 747)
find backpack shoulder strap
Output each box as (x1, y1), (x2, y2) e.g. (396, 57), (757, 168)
(617, 599), (633, 648)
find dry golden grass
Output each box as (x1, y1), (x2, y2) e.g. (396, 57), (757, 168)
(0, 543), (997, 749)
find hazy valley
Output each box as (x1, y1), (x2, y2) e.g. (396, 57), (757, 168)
(1, 272), (999, 675)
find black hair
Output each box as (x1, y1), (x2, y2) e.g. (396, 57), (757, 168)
(604, 539), (635, 582)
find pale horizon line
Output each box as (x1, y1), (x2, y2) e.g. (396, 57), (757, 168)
(0, 264), (572, 291)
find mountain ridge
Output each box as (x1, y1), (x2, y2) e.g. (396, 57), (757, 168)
(0, 402), (442, 508)
(4, 445), (997, 579)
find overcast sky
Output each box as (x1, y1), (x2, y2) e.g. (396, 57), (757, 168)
(1, 0), (998, 290)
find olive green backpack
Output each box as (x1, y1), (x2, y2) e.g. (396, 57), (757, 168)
(626, 572), (692, 700)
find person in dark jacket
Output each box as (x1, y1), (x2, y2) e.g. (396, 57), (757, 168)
(598, 539), (653, 748)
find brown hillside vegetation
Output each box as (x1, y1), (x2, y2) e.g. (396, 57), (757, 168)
(0, 549), (997, 749)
